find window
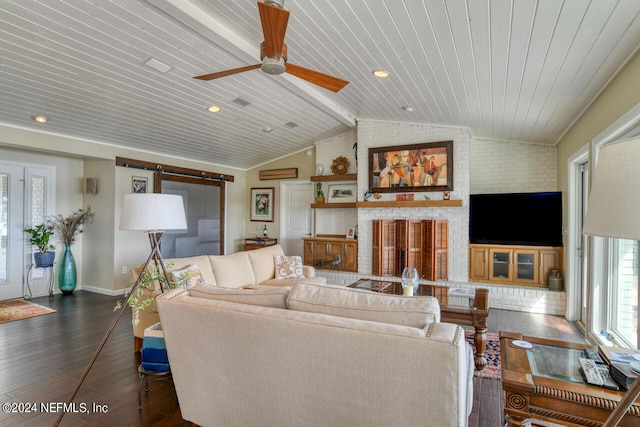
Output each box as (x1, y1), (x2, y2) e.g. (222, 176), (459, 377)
(587, 103), (640, 350)
(610, 239), (639, 348)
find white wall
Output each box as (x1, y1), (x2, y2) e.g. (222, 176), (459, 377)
(314, 130), (358, 235)
(470, 140), (556, 194)
(82, 159), (115, 294)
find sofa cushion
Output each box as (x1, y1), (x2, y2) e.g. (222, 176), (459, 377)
(274, 255), (304, 279)
(209, 252), (256, 288)
(260, 276), (327, 287)
(287, 283), (440, 327)
(170, 264), (205, 288)
(246, 244), (285, 284)
(189, 283), (290, 309)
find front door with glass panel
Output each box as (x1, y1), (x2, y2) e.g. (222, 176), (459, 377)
(0, 164), (24, 300)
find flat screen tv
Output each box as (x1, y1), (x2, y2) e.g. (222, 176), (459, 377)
(469, 192), (562, 247)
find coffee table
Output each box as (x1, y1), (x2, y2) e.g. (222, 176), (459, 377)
(349, 279), (490, 370)
(500, 331), (640, 426)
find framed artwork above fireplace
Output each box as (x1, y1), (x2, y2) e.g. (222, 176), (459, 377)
(368, 140), (453, 193)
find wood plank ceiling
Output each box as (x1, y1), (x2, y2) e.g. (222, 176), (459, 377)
(1, 0), (639, 169)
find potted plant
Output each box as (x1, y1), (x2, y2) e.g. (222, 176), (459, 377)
(114, 262), (179, 327)
(24, 224), (55, 267)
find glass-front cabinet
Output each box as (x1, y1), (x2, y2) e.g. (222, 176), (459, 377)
(488, 248), (538, 285)
(469, 244), (562, 287)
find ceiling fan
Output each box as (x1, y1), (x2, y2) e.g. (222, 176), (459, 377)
(193, 0), (349, 93)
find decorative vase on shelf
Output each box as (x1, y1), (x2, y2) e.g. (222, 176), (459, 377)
(58, 245), (77, 295)
(315, 182), (325, 203)
(548, 269), (563, 292)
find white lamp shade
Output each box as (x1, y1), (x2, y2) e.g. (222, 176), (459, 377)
(119, 193), (187, 231)
(583, 137), (640, 240)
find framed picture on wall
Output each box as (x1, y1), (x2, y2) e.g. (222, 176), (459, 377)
(250, 187), (274, 222)
(327, 183), (357, 203)
(132, 176), (147, 193)
(368, 140), (453, 193)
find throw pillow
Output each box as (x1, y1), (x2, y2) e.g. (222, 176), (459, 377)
(274, 255), (304, 279)
(170, 264), (205, 288)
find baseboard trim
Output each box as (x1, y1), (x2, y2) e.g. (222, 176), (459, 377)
(79, 285), (127, 297)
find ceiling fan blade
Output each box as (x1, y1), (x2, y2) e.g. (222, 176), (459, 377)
(193, 64), (261, 81)
(258, 1), (290, 59)
(286, 63), (349, 93)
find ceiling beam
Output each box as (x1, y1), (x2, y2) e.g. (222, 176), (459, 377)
(147, 0), (356, 128)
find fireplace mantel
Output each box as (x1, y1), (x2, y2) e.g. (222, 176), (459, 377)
(355, 200), (462, 208)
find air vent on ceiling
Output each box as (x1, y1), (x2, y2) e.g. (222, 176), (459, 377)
(144, 57), (172, 74)
(285, 121), (298, 129)
(232, 98), (251, 107)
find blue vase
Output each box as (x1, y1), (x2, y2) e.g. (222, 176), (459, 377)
(58, 245), (77, 295)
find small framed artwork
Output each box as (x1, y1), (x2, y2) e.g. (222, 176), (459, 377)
(250, 187), (274, 222)
(132, 176), (147, 193)
(368, 140), (453, 193)
(327, 183), (357, 203)
(346, 226), (356, 239)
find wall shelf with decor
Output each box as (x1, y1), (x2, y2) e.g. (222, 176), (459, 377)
(311, 173), (357, 182)
(356, 200), (462, 208)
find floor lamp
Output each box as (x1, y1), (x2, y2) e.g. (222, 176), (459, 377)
(582, 137), (640, 426)
(54, 193), (186, 426)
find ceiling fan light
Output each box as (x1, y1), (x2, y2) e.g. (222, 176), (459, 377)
(261, 57), (286, 75)
(264, 0), (285, 8)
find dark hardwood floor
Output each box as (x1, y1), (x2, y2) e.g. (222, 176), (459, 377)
(0, 291), (585, 426)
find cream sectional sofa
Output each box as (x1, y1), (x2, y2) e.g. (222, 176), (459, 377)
(157, 283), (474, 427)
(130, 244), (326, 350)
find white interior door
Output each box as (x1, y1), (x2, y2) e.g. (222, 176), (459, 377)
(279, 181), (313, 257)
(0, 164), (25, 300)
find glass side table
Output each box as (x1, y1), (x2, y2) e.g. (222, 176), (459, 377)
(500, 331), (640, 426)
(527, 343), (587, 384)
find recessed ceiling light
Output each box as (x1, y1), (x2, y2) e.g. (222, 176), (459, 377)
(401, 106), (414, 112)
(207, 105), (221, 113)
(32, 115), (48, 123)
(372, 69), (390, 78)
(263, 127), (273, 133)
